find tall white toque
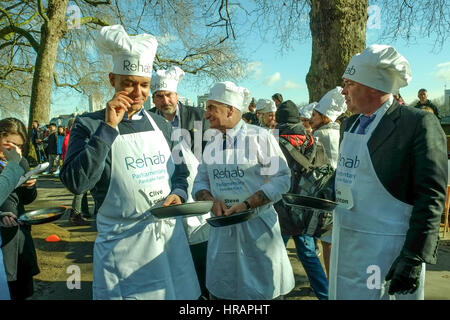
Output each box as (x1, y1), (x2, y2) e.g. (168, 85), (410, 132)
(256, 99), (277, 113)
(207, 81), (252, 112)
(150, 66), (185, 94)
(342, 44), (411, 94)
(315, 87), (347, 122)
(97, 25), (158, 77)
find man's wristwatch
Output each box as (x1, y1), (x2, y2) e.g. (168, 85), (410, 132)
(243, 200), (251, 210)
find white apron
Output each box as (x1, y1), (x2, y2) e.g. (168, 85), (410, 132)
(92, 111), (200, 300)
(0, 237), (10, 300)
(330, 108), (425, 300)
(205, 145), (295, 300)
(176, 141), (210, 245)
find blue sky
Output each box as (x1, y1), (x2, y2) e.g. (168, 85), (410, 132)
(51, 4), (450, 117)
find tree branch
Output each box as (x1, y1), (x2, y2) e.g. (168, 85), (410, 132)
(81, 0), (111, 7)
(0, 25), (40, 52)
(53, 73), (83, 93)
(37, 0), (49, 23)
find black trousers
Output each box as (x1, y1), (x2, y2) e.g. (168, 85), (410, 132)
(189, 241), (208, 298)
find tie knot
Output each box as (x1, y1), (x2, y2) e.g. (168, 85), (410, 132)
(357, 115), (376, 134)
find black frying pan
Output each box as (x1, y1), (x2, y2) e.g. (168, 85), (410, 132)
(206, 210), (254, 227)
(282, 193), (338, 211)
(17, 206), (67, 225)
(151, 201), (213, 219)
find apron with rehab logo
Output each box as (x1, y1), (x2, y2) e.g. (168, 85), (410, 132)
(205, 125), (294, 299)
(330, 105), (425, 300)
(93, 111), (200, 300)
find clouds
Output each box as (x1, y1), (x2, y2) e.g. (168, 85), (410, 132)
(435, 62), (450, 82)
(246, 61), (263, 79)
(280, 80), (301, 90)
(264, 72), (281, 86)
(264, 72), (301, 91)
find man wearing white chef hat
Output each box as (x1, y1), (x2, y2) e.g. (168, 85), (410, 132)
(149, 65), (211, 299)
(193, 81), (295, 300)
(327, 44), (447, 299)
(60, 25), (200, 300)
(255, 98), (277, 129)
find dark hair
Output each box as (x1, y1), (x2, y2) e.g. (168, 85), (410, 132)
(50, 123), (57, 127)
(272, 93), (283, 102)
(0, 117), (29, 154)
(418, 88), (427, 93)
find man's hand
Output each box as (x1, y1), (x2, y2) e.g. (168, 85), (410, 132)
(223, 202), (247, 216)
(163, 194), (182, 206)
(1, 142), (22, 163)
(0, 212), (20, 227)
(211, 200), (228, 217)
(21, 178), (36, 188)
(105, 91), (132, 128)
(385, 255), (422, 295)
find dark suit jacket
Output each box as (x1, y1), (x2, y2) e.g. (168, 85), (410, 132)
(149, 102), (209, 153)
(339, 101), (447, 264)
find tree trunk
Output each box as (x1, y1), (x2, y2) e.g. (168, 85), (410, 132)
(306, 0), (368, 102)
(28, 0), (68, 128)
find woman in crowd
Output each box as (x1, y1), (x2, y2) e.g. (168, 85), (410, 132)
(309, 87), (347, 277)
(0, 118), (40, 300)
(298, 102), (317, 135)
(256, 98), (277, 129)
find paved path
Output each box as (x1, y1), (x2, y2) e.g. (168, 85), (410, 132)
(25, 175), (450, 300)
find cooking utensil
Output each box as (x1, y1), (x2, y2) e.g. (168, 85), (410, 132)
(17, 206), (67, 225)
(206, 209), (254, 227)
(282, 193), (338, 211)
(151, 201), (213, 219)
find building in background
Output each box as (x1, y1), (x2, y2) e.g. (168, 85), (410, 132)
(197, 94), (208, 109)
(89, 92), (103, 112)
(445, 89), (450, 110)
(178, 96), (192, 106)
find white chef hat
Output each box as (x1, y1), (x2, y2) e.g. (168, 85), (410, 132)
(150, 66), (185, 94)
(97, 25), (158, 78)
(255, 99), (276, 113)
(315, 87), (347, 122)
(299, 102), (317, 119)
(207, 81), (252, 112)
(342, 44), (411, 94)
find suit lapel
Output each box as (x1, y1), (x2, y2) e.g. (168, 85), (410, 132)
(368, 101), (401, 154)
(179, 102), (189, 130)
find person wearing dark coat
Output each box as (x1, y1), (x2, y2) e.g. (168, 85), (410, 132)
(273, 100), (329, 300)
(149, 65), (210, 299)
(0, 118), (39, 300)
(327, 44), (447, 299)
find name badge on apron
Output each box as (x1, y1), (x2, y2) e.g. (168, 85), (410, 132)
(335, 185), (354, 210)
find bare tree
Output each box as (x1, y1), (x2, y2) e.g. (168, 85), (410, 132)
(251, 0), (450, 102)
(0, 0), (248, 131)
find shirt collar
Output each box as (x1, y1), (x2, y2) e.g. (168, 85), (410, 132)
(123, 107), (145, 120)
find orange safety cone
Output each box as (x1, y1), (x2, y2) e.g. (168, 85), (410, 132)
(45, 234), (61, 242)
